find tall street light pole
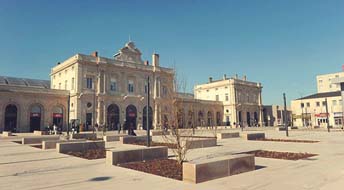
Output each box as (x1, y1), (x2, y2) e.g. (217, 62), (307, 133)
(325, 98), (330, 132)
(67, 93), (70, 138)
(146, 76), (151, 147)
(283, 93), (289, 137)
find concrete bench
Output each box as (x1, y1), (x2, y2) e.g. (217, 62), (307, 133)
(56, 140), (105, 153)
(34, 130), (49, 135)
(2, 131), (12, 137)
(42, 139), (86, 150)
(150, 130), (170, 136)
(183, 154), (255, 183)
(22, 136), (60, 144)
(216, 132), (240, 139)
(120, 136), (150, 144)
(242, 133), (265, 140)
(183, 138), (217, 149)
(106, 146), (168, 165)
(103, 134), (128, 142)
(71, 133), (97, 140)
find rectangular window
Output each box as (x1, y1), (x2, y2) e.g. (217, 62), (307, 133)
(301, 103), (304, 108)
(71, 78), (75, 90)
(65, 80), (68, 90)
(216, 95), (219, 101)
(306, 102), (310, 107)
(110, 79), (117, 92)
(128, 80), (134, 93)
(144, 83), (148, 94)
(225, 93), (229, 101)
(332, 100), (337, 106)
(316, 102), (320, 107)
(322, 101), (326, 106)
(86, 77), (93, 89)
(162, 86), (168, 96)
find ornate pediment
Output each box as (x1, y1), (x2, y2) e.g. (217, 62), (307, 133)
(114, 41), (144, 64)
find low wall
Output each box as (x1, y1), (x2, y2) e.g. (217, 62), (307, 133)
(217, 132), (240, 139)
(183, 138), (217, 149)
(120, 136), (150, 144)
(42, 139), (86, 150)
(150, 130), (170, 136)
(22, 136), (60, 144)
(183, 154), (255, 183)
(71, 133), (97, 140)
(2, 131), (12, 137)
(56, 140), (105, 153)
(34, 131), (49, 135)
(103, 134), (128, 142)
(106, 146), (168, 165)
(242, 133), (265, 140)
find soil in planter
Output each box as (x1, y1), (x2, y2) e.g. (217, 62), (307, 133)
(252, 138), (319, 143)
(243, 150), (317, 160)
(66, 149), (106, 160)
(129, 141), (177, 149)
(12, 141), (22, 144)
(119, 159), (182, 180)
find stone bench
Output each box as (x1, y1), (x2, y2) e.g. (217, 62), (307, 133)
(22, 136), (60, 144)
(42, 139), (86, 150)
(56, 140), (105, 153)
(183, 138), (217, 149)
(103, 134), (128, 142)
(34, 130), (49, 135)
(106, 146), (168, 165)
(242, 133), (265, 140)
(120, 136), (150, 144)
(2, 131), (12, 137)
(71, 133), (97, 140)
(216, 132), (240, 139)
(150, 130), (170, 136)
(183, 154), (255, 183)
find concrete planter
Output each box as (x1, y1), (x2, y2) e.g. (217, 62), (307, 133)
(71, 133), (97, 140)
(42, 139), (86, 150)
(1, 131), (12, 137)
(216, 132), (240, 139)
(242, 133), (265, 140)
(183, 154), (255, 183)
(183, 138), (217, 149)
(120, 136), (150, 144)
(103, 134), (128, 142)
(22, 136), (60, 144)
(56, 140), (105, 153)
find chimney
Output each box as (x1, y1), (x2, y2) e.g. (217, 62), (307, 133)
(243, 75), (247, 81)
(91, 51), (98, 57)
(152, 53), (159, 67)
(209, 77), (213, 83)
(223, 74), (227, 80)
(144, 60), (149, 66)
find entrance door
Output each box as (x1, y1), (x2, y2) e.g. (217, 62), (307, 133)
(30, 105), (41, 132)
(86, 113), (92, 131)
(107, 104), (120, 130)
(4, 104), (17, 132)
(126, 105), (137, 130)
(247, 112), (251, 127)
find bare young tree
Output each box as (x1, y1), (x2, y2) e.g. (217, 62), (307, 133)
(162, 66), (195, 165)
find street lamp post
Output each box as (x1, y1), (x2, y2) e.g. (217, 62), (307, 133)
(67, 93), (70, 138)
(146, 76), (151, 147)
(283, 93), (289, 137)
(325, 98), (330, 132)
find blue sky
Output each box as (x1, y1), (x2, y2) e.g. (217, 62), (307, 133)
(1, 0), (344, 105)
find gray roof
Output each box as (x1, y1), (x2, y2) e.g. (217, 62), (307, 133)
(0, 76), (50, 89)
(297, 91), (341, 100)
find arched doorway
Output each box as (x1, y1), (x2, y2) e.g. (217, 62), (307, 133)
(30, 105), (42, 132)
(52, 106), (63, 129)
(142, 106), (153, 130)
(247, 112), (251, 127)
(107, 104), (120, 130)
(126, 105), (137, 130)
(216, 112), (221, 126)
(254, 112), (258, 127)
(198, 111), (204, 126)
(207, 111), (213, 126)
(187, 110), (194, 128)
(4, 104), (17, 132)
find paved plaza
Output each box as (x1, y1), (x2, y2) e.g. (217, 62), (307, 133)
(1, 128), (344, 190)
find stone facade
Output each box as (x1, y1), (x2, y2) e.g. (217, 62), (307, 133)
(0, 77), (68, 132)
(194, 75), (263, 127)
(263, 105), (292, 127)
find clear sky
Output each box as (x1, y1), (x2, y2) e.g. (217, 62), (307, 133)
(1, 0), (344, 105)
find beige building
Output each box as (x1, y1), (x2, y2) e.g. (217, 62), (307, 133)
(50, 41), (175, 130)
(0, 76), (69, 132)
(194, 75), (263, 127)
(316, 72), (344, 93)
(291, 91), (342, 128)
